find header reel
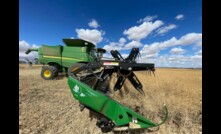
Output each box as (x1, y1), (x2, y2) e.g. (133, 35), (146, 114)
(67, 48), (168, 132)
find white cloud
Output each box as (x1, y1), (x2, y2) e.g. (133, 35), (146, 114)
(76, 29), (104, 45)
(191, 55), (202, 60)
(140, 33), (201, 56)
(119, 37), (126, 46)
(195, 40), (202, 47)
(196, 50), (202, 55)
(19, 40), (39, 62)
(170, 47), (185, 54)
(121, 53), (129, 59)
(140, 37), (176, 57)
(102, 32), (202, 68)
(137, 15), (157, 23)
(193, 40), (202, 50)
(88, 19), (100, 28)
(123, 20), (164, 41)
(102, 53), (111, 58)
(102, 38), (109, 43)
(19, 40), (30, 52)
(125, 40), (142, 49)
(103, 39), (142, 52)
(177, 33), (202, 45)
(138, 33), (202, 68)
(103, 42), (124, 52)
(156, 24), (177, 35)
(138, 54), (201, 68)
(102, 53), (129, 60)
(175, 14), (184, 20)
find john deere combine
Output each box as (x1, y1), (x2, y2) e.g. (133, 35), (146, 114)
(25, 39), (106, 80)
(67, 47), (168, 132)
(26, 39), (168, 132)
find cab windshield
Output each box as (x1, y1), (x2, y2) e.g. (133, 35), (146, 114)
(89, 48), (97, 58)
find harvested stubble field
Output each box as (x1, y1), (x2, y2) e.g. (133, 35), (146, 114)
(19, 64), (202, 134)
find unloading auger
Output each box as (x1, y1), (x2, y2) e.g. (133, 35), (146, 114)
(67, 48), (168, 132)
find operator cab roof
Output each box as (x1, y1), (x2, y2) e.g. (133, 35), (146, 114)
(62, 38), (95, 47)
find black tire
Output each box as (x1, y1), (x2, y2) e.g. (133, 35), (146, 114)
(67, 63), (86, 77)
(41, 65), (58, 80)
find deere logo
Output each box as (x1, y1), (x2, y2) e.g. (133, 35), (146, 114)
(73, 85), (79, 93)
(73, 84), (85, 97)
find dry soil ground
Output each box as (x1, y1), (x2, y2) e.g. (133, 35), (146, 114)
(19, 64), (202, 134)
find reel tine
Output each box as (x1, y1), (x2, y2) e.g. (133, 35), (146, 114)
(152, 70), (155, 77)
(138, 89), (145, 96)
(137, 52), (140, 60)
(152, 68), (155, 77)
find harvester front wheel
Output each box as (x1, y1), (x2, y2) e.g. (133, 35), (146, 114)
(41, 65), (58, 80)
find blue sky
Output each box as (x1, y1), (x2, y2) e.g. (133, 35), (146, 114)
(19, 0), (202, 68)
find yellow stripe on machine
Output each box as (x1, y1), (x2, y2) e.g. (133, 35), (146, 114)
(43, 55), (61, 59)
(43, 55), (84, 61)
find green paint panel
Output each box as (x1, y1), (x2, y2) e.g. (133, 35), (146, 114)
(61, 46), (93, 67)
(38, 55), (62, 65)
(63, 46), (88, 53)
(42, 45), (62, 56)
(38, 48), (43, 55)
(67, 76), (159, 128)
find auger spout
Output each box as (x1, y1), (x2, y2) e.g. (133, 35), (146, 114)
(25, 48), (38, 54)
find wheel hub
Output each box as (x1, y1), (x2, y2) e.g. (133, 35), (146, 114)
(44, 70), (51, 78)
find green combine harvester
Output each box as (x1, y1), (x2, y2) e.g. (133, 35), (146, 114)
(26, 38), (168, 133)
(26, 39), (106, 80)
